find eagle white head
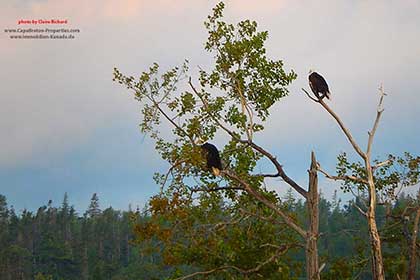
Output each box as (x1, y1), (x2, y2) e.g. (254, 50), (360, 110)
(195, 137), (205, 146)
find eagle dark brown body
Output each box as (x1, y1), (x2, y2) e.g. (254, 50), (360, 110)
(201, 142), (222, 176)
(309, 72), (331, 100)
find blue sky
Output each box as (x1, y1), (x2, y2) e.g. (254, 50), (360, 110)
(1, 0), (419, 213)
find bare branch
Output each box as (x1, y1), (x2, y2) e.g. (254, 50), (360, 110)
(236, 79), (254, 141)
(354, 204), (367, 216)
(175, 244), (290, 280)
(316, 155), (369, 215)
(160, 160), (188, 192)
(319, 263), (326, 273)
(317, 165), (368, 184)
(239, 208), (282, 225)
(301, 88), (321, 103)
(149, 96), (195, 144)
(190, 186), (245, 192)
(367, 85), (386, 157)
(255, 172), (280, 178)
(189, 78), (307, 198)
(373, 159), (392, 170)
(209, 214), (249, 232)
(349, 188), (369, 210)
(221, 169), (307, 237)
(260, 242), (304, 250)
(174, 266), (233, 280)
(189, 78), (240, 139)
(245, 141), (308, 198)
(303, 86), (368, 160)
(318, 99), (366, 159)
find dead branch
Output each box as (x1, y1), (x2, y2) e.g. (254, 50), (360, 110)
(221, 169), (307, 237)
(301, 88), (321, 103)
(372, 159), (392, 170)
(302, 87), (366, 159)
(305, 87), (369, 161)
(367, 85), (386, 157)
(317, 165), (368, 185)
(236, 79), (254, 141)
(149, 95), (195, 144)
(354, 204), (367, 216)
(319, 99), (366, 159)
(255, 172), (281, 178)
(260, 243), (304, 250)
(190, 186), (245, 192)
(190, 79), (307, 198)
(212, 214), (249, 232)
(245, 141), (308, 197)
(239, 208), (283, 225)
(175, 244), (290, 280)
(160, 160), (187, 192)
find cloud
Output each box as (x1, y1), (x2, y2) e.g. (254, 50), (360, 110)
(1, 0), (419, 169)
(256, 0), (420, 152)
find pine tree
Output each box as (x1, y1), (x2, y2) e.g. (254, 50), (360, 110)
(86, 193), (101, 219)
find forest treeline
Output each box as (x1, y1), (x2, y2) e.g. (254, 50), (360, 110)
(0, 191), (418, 280)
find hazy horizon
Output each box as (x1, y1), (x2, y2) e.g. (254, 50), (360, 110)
(1, 0), (419, 212)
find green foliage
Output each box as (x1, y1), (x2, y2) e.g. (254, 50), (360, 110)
(112, 1), (297, 180)
(113, 2), (300, 278)
(1, 192), (420, 279)
(380, 193), (420, 279)
(0, 193), (157, 280)
(112, 1), (420, 279)
(86, 193), (101, 218)
(132, 191), (301, 279)
(201, 2), (296, 120)
(337, 152), (420, 200)
(334, 151), (420, 278)
(34, 272), (53, 280)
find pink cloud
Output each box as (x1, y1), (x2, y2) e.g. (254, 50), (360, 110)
(103, 0), (143, 20)
(228, 0), (288, 15)
(3, 1), (290, 25)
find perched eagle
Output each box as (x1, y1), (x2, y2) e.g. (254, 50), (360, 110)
(200, 142), (222, 176)
(309, 71), (331, 100)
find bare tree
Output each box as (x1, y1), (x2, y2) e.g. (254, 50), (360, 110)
(303, 85), (387, 279)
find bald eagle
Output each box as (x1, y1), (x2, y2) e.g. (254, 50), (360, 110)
(309, 71), (331, 100)
(200, 142), (222, 176)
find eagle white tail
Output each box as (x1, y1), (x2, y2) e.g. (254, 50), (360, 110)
(212, 167), (221, 176)
(325, 91), (331, 100)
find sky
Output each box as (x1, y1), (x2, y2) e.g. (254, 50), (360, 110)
(1, 0), (419, 213)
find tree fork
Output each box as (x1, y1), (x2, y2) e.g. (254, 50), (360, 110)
(303, 85), (388, 280)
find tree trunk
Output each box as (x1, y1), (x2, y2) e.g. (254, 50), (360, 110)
(306, 152), (320, 280)
(408, 207), (420, 280)
(367, 212), (384, 280)
(366, 160), (385, 280)
(81, 246), (89, 280)
(125, 234), (130, 264)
